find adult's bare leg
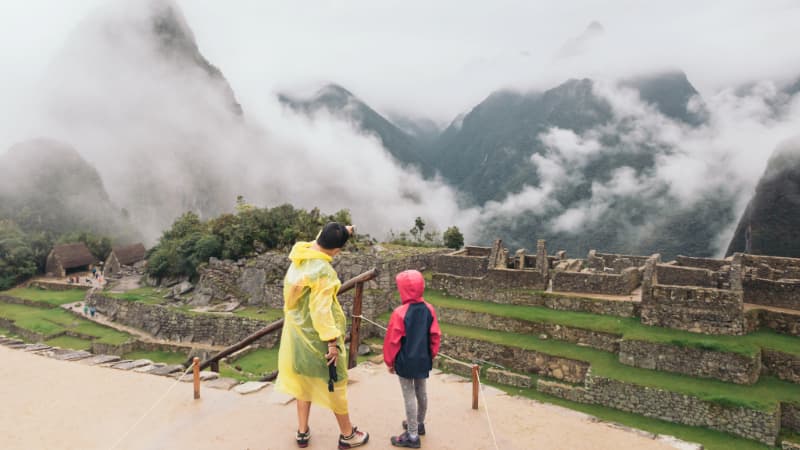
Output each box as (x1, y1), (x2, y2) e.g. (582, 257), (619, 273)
(296, 400), (311, 432)
(334, 412), (354, 436)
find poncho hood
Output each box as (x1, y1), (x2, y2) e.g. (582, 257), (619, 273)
(289, 241), (332, 265)
(396, 270), (425, 305)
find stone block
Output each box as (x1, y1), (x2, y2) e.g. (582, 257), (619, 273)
(81, 355), (122, 366)
(206, 377), (240, 390)
(485, 368), (532, 388)
(22, 344), (51, 352)
(54, 350), (92, 361)
(266, 389), (295, 405)
(180, 371), (219, 382)
(434, 357), (474, 378)
(234, 381), (270, 394)
(149, 364), (185, 376)
(112, 359), (153, 370)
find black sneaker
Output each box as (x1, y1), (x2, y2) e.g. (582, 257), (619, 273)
(296, 428), (310, 448)
(402, 420), (426, 436)
(338, 426), (369, 449)
(391, 431), (421, 448)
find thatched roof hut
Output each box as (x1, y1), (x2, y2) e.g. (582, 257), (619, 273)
(105, 243), (146, 276)
(46, 243), (97, 277)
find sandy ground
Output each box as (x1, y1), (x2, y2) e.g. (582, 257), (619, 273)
(0, 345), (685, 450)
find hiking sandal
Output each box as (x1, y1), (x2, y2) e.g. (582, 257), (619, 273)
(296, 427), (310, 448)
(338, 426), (369, 449)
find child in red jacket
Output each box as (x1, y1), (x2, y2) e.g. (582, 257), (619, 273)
(384, 270), (441, 448)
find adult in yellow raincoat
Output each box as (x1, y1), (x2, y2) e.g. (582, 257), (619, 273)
(276, 222), (370, 449)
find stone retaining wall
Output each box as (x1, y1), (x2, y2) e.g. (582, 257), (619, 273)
(537, 374), (780, 445)
(439, 334), (589, 383)
(551, 268), (640, 295)
(762, 349), (800, 384)
(742, 254), (800, 280)
(0, 294), (55, 309)
(436, 307), (620, 352)
(430, 274), (639, 317)
(0, 317), (49, 342)
(433, 254), (488, 277)
(485, 368), (532, 388)
(783, 403), (800, 433)
(676, 255), (730, 271)
(655, 264), (718, 288)
(618, 339), (761, 384)
(755, 308), (800, 337)
(744, 278), (800, 311)
(89, 339), (212, 361)
(88, 294), (280, 347)
(594, 252), (650, 268)
(641, 284), (746, 335)
(25, 281), (92, 291)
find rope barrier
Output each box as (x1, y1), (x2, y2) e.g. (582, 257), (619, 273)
(353, 313), (501, 450)
(107, 365), (194, 450)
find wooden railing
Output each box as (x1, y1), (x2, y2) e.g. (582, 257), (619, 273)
(198, 268), (378, 372)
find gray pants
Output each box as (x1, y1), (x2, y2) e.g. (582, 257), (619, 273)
(398, 376), (427, 437)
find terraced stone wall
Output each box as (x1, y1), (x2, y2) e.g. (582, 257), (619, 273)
(783, 403), (800, 433)
(88, 294), (279, 347)
(655, 264), (718, 288)
(538, 375), (781, 445)
(743, 254), (800, 279)
(618, 339), (761, 384)
(743, 278), (800, 311)
(435, 307), (620, 352)
(641, 285), (746, 335)
(753, 308), (800, 337)
(439, 334), (589, 383)
(433, 254), (488, 277)
(676, 255), (730, 271)
(762, 349), (800, 384)
(593, 252), (650, 268)
(551, 268), (640, 295)
(26, 281), (91, 291)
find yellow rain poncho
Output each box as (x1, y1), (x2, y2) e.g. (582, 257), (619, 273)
(275, 241), (349, 414)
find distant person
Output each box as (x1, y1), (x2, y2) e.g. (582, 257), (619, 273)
(89, 306), (96, 318)
(275, 222), (369, 449)
(384, 270), (441, 448)
(83, 304), (89, 316)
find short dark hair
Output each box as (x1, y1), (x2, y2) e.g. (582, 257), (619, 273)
(316, 222), (350, 249)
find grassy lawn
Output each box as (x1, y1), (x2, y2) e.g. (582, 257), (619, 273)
(106, 287), (165, 305)
(443, 322), (800, 411)
(3, 287), (86, 306)
(123, 350), (187, 365)
(426, 291), (800, 357)
(219, 348), (279, 381)
(233, 307), (283, 323)
(45, 335), (93, 350)
(0, 303), (131, 344)
(489, 382), (773, 450)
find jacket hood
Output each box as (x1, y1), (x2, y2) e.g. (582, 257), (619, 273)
(396, 270), (425, 304)
(289, 241), (332, 265)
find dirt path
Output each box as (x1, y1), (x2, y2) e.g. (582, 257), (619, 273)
(61, 301), (226, 352)
(0, 345), (693, 450)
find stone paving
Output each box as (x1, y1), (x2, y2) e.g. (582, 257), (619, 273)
(0, 333), (258, 395)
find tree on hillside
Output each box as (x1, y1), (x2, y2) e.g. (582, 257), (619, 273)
(410, 217), (425, 242)
(0, 221), (38, 289)
(443, 226), (464, 250)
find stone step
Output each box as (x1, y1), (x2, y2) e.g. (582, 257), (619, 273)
(112, 359), (153, 370)
(81, 355), (122, 366)
(134, 363), (166, 373)
(45, 348), (77, 359)
(148, 364), (185, 376)
(234, 381), (270, 395)
(206, 377), (240, 391)
(105, 359), (131, 367)
(179, 371), (219, 382)
(22, 344), (51, 352)
(0, 338), (22, 345)
(7, 343), (28, 349)
(55, 350), (93, 361)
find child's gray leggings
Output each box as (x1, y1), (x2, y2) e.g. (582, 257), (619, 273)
(398, 376), (427, 437)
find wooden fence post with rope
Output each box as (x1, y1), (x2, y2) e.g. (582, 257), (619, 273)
(347, 281), (365, 369)
(472, 364), (479, 410)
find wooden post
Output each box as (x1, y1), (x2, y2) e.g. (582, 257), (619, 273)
(193, 357), (200, 400)
(472, 365), (479, 410)
(348, 282), (364, 370)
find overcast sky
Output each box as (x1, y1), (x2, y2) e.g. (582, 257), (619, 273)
(1, 0), (799, 138)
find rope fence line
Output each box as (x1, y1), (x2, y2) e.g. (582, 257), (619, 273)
(353, 314), (501, 450)
(107, 364), (194, 450)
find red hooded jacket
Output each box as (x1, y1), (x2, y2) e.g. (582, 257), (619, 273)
(384, 270), (441, 378)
